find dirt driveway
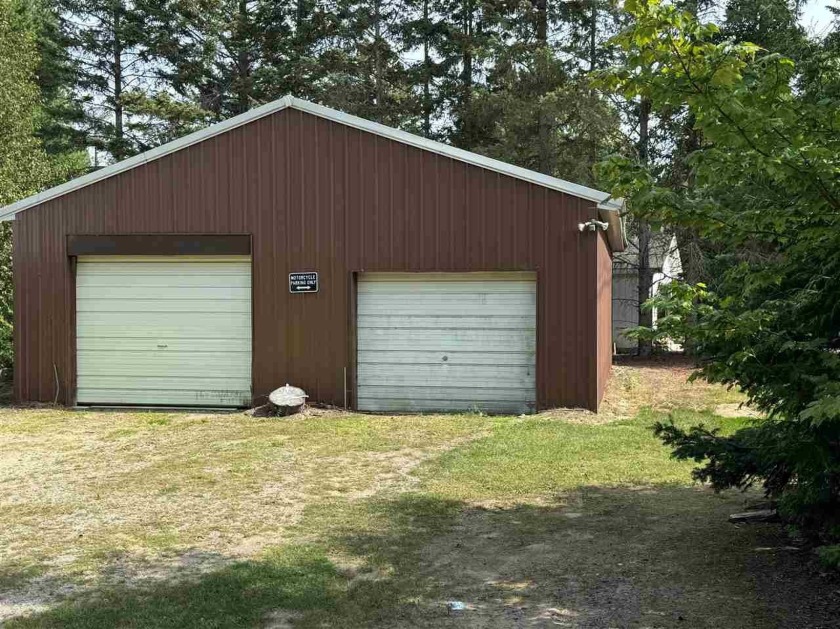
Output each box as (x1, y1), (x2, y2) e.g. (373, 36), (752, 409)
(0, 358), (838, 627)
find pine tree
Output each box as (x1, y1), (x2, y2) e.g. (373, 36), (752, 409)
(723, 0), (808, 60)
(452, 0), (622, 180)
(470, 47), (621, 182)
(314, 0), (418, 127)
(397, 0), (448, 137)
(137, 0), (325, 119)
(256, 0), (334, 101)
(59, 0), (154, 161)
(435, 0), (497, 148)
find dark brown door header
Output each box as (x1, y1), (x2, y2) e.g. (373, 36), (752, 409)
(67, 234), (251, 256)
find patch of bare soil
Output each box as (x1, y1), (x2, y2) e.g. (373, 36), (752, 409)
(536, 356), (742, 425)
(387, 487), (840, 628)
(263, 610), (301, 628)
(715, 403), (765, 419)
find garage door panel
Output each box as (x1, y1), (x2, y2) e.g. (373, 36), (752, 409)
(357, 328), (535, 352)
(357, 284), (534, 294)
(356, 398), (533, 414)
(76, 256), (252, 407)
(77, 286), (251, 300)
(358, 363), (534, 381)
(77, 274), (252, 288)
(77, 299), (251, 313)
(357, 385), (535, 402)
(358, 289), (534, 301)
(76, 388), (252, 407)
(357, 272), (536, 414)
(358, 305), (535, 317)
(358, 273), (535, 287)
(77, 311), (251, 326)
(357, 350), (534, 366)
(76, 260), (251, 275)
(357, 315), (534, 330)
(77, 354), (251, 376)
(77, 326), (252, 341)
(358, 375), (534, 389)
(77, 338), (251, 352)
(78, 368), (248, 380)
(77, 375), (252, 389)
(358, 297), (534, 317)
(359, 374), (535, 390)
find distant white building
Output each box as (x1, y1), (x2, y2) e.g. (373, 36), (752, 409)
(612, 232), (682, 352)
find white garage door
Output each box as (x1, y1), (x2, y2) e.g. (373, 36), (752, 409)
(76, 256), (252, 407)
(357, 272), (537, 414)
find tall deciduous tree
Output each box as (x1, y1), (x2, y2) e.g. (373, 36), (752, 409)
(723, 0), (807, 60)
(0, 0), (52, 205)
(635, 96), (652, 357)
(597, 0), (840, 550)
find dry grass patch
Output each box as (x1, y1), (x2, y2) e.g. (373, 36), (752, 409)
(600, 356), (745, 419)
(2, 360), (835, 628)
(537, 356), (745, 425)
(0, 407), (489, 613)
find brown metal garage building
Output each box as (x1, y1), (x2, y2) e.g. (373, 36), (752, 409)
(0, 96), (624, 413)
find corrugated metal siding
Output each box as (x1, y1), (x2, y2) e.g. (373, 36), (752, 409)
(14, 108), (610, 411)
(356, 273), (536, 413)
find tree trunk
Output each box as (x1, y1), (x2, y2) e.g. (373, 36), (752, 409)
(533, 0), (547, 44)
(637, 97), (654, 357)
(461, 0), (472, 106)
(534, 0), (550, 173)
(537, 108), (551, 174)
(456, 0), (473, 147)
(534, 44), (551, 173)
(589, 0), (597, 72)
(675, 115), (705, 286)
(374, 0), (384, 116)
(422, 0), (431, 137)
(297, 0), (305, 30)
(112, 2), (124, 161)
(235, 0), (251, 115)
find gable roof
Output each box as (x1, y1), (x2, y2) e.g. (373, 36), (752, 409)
(0, 95), (625, 251)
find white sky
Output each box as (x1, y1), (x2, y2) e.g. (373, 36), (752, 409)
(800, 0), (838, 37)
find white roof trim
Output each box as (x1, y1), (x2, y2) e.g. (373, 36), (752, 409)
(0, 95), (625, 249)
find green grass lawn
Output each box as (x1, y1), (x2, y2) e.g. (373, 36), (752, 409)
(0, 361), (836, 628)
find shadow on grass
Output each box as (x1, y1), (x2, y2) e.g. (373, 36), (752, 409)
(6, 488), (839, 628)
(0, 563), (47, 592)
(4, 546), (342, 628)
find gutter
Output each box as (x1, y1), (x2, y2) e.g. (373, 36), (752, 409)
(597, 198), (627, 253)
